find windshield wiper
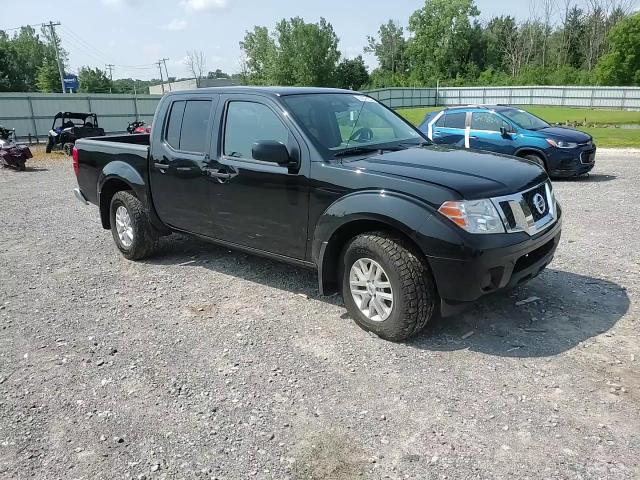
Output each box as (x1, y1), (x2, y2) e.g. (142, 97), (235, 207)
(333, 146), (386, 158)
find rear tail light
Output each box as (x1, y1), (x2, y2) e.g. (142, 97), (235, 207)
(72, 146), (79, 176)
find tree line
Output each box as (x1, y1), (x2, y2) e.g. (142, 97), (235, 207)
(1, 0), (638, 93)
(240, 0), (640, 89)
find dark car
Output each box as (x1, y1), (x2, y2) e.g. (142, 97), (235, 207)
(419, 105), (596, 177)
(46, 112), (105, 155)
(73, 87), (561, 341)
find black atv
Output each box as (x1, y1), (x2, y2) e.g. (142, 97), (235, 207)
(0, 125), (33, 171)
(46, 112), (105, 156)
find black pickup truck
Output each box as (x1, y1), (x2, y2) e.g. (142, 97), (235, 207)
(73, 87), (561, 341)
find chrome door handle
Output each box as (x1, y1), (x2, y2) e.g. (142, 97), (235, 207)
(154, 163), (169, 170)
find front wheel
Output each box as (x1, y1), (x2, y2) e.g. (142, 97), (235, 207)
(341, 232), (437, 342)
(109, 191), (159, 260)
(523, 153), (546, 171)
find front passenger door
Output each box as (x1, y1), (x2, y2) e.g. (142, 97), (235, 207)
(205, 97), (309, 260)
(468, 112), (515, 155)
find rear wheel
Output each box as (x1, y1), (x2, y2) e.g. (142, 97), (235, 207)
(341, 232), (436, 342)
(109, 191), (159, 260)
(45, 138), (53, 154)
(523, 153), (546, 171)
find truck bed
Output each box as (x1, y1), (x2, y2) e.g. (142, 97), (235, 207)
(75, 134), (151, 205)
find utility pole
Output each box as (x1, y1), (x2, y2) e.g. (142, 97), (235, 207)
(161, 58), (172, 91)
(46, 21), (65, 94)
(156, 61), (165, 94)
(106, 64), (114, 93)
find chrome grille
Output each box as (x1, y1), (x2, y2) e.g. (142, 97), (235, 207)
(491, 182), (557, 236)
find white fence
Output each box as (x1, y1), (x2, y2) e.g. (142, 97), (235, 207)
(366, 86), (640, 110)
(2, 86), (639, 141)
(0, 92), (161, 141)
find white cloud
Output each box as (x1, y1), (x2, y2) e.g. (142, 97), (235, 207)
(162, 19), (188, 31)
(180, 0), (228, 11)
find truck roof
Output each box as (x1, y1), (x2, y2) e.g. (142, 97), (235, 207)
(165, 86), (357, 97)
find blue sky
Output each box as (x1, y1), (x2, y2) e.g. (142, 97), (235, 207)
(7, 0), (536, 80)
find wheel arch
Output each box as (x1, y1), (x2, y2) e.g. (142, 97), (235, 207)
(313, 191), (433, 295)
(514, 147), (548, 169)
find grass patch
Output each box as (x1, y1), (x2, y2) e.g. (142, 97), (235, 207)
(397, 106), (640, 148)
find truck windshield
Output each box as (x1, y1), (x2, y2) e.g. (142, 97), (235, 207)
(500, 109), (550, 131)
(282, 93), (424, 157)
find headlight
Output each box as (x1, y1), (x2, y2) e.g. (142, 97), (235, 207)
(438, 199), (505, 234)
(546, 138), (578, 149)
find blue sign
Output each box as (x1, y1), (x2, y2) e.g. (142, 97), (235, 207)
(63, 74), (79, 92)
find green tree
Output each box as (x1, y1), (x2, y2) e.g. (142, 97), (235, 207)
(78, 67), (112, 93)
(207, 68), (230, 79)
(272, 17), (340, 86)
(596, 12), (640, 85)
(335, 56), (369, 90)
(407, 0), (481, 84)
(240, 17), (340, 86)
(240, 26), (277, 85)
(365, 20), (408, 77)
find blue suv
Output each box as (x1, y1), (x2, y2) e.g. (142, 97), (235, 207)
(419, 105), (596, 177)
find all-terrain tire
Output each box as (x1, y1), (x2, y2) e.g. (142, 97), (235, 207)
(341, 231), (437, 342)
(109, 191), (159, 260)
(45, 139), (53, 154)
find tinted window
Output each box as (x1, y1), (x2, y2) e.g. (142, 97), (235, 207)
(179, 100), (212, 153)
(444, 112), (466, 129)
(224, 102), (288, 160)
(434, 114), (446, 127)
(165, 101), (185, 149)
(471, 112), (506, 132)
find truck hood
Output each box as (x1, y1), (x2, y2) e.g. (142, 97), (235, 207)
(533, 126), (592, 143)
(342, 146), (548, 199)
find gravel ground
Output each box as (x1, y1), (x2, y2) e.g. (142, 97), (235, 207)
(0, 150), (639, 480)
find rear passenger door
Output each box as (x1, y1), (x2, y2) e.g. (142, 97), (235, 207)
(432, 111), (467, 148)
(468, 111), (515, 155)
(150, 95), (219, 235)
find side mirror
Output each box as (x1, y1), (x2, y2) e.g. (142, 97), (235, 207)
(500, 126), (512, 137)
(252, 140), (293, 167)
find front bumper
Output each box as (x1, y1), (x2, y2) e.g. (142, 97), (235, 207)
(548, 145), (596, 177)
(427, 216), (562, 304)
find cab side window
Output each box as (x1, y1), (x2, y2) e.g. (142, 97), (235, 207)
(471, 112), (507, 132)
(224, 101), (289, 160)
(443, 112), (466, 129)
(434, 114), (446, 127)
(164, 99), (212, 153)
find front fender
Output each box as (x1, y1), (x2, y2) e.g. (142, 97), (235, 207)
(312, 190), (436, 295)
(312, 190), (433, 261)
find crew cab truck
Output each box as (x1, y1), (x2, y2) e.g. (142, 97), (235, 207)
(73, 87), (562, 342)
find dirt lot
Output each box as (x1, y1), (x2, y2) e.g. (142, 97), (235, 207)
(1, 150), (639, 480)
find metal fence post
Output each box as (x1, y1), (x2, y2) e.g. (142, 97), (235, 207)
(87, 96), (93, 112)
(133, 95), (139, 121)
(26, 94), (39, 143)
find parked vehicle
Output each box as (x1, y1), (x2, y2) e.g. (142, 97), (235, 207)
(73, 87), (561, 341)
(419, 105), (596, 177)
(0, 125), (32, 171)
(126, 121), (150, 134)
(46, 112), (105, 155)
